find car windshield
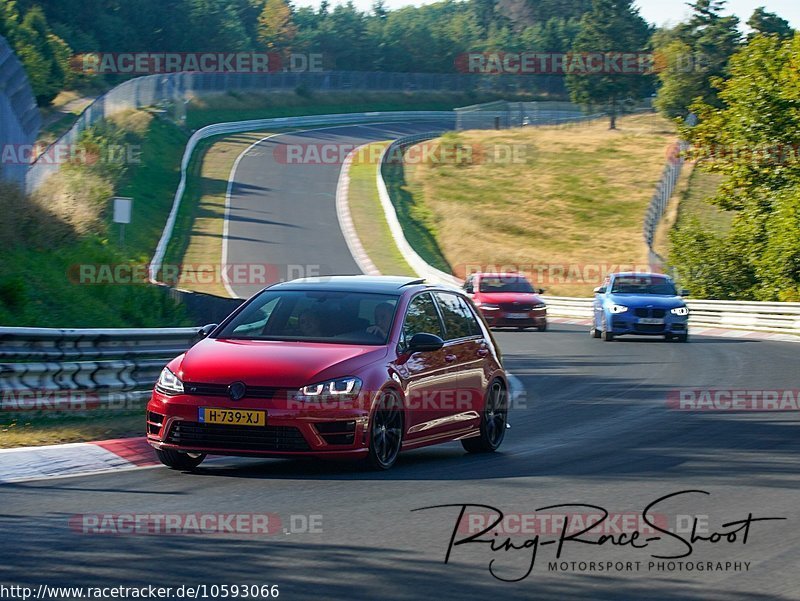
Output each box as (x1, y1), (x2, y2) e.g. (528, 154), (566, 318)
(610, 276), (677, 295)
(216, 290), (399, 345)
(479, 276), (535, 293)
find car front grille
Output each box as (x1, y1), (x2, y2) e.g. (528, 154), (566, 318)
(633, 308), (666, 318)
(166, 421), (310, 452)
(183, 382), (283, 400)
(499, 303), (535, 312)
(634, 324), (666, 333)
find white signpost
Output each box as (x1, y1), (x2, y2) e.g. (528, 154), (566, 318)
(112, 197), (133, 245)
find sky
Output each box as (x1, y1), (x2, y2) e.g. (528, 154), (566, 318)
(290, 0), (800, 29)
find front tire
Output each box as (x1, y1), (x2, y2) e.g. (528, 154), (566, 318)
(462, 380), (507, 453)
(155, 449), (206, 470)
(367, 390), (404, 470)
(537, 321), (547, 332)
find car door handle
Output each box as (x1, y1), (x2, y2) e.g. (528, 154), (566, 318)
(477, 348), (489, 357)
(445, 354), (457, 363)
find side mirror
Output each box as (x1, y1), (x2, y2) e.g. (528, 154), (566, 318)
(593, 286), (606, 294)
(407, 333), (445, 353)
(198, 323), (218, 339)
(537, 288), (545, 295)
(464, 285), (474, 294)
(680, 289), (690, 297)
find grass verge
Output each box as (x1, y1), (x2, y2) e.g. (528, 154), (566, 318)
(397, 113), (678, 296)
(347, 142), (415, 277)
(0, 412), (144, 449)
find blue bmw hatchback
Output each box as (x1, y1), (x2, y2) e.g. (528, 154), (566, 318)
(591, 272), (689, 342)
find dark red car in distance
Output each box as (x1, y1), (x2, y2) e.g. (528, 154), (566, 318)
(147, 276), (508, 471)
(464, 272), (547, 331)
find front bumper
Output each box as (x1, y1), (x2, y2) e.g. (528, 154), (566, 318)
(484, 309), (547, 329)
(610, 315), (688, 336)
(146, 390), (371, 459)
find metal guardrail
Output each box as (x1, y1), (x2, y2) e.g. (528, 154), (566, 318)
(24, 70), (566, 192)
(0, 327), (201, 412)
(148, 110), (455, 284)
(1, 298), (797, 415)
(374, 128), (800, 338)
(542, 296), (800, 335)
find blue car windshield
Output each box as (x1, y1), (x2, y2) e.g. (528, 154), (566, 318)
(610, 276), (677, 295)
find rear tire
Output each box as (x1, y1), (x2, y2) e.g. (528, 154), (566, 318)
(155, 449), (206, 470)
(462, 380), (507, 453)
(367, 390), (404, 470)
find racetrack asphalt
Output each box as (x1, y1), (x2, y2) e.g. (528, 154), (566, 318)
(1, 117), (797, 600)
(1, 325), (798, 600)
(223, 119), (455, 298)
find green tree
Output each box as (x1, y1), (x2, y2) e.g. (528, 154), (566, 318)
(653, 0), (741, 118)
(747, 7), (794, 39)
(670, 34), (800, 300)
(8, 6), (71, 105)
(565, 0), (653, 129)
(258, 0), (297, 51)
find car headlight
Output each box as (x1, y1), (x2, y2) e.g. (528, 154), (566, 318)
(532, 303), (547, 309)
(477, 303), (500, 310)
(295, 377), (363, 402)
(155, 367), (184, 395)
(609, 304), (628, 314)
(671, 306), (689, 316)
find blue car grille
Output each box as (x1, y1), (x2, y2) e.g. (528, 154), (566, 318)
(633, 308), (666, 318)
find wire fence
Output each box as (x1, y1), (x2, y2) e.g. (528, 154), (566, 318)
(0, 35), (41, 190)
(24, 71), (566, 192)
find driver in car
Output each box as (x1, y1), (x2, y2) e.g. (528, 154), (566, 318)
(366, 302), (394, 340)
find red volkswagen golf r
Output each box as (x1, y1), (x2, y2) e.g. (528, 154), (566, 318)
(147, 276), (508, 471)
(463, 272), (547, 331)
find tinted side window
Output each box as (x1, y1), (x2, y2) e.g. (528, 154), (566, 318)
(434, 292), (480, 340)
(456, 296), (483, 336)
(402, 293), (444, 345)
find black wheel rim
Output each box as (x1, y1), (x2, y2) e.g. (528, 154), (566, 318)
(373, 393), (403, 466)
(485, 381), (507, 446)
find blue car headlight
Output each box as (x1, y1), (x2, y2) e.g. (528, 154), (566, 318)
(609, 304), (628, 314)
(670, 306), (689, 316)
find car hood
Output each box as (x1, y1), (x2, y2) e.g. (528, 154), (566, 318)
(175, 338), (387, 388)
(475, 292), (544, 305)
(606, 294), (684, 309)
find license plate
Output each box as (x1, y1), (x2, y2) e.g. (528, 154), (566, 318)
(505, 312), (529, 319)
(199, 408), (266, 426)
(638, 318), (664, 325)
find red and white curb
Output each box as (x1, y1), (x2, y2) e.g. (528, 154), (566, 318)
(548, 316), (800, 343)
(0, 437), (157, 483)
